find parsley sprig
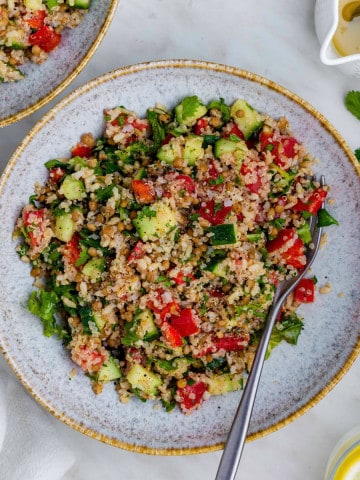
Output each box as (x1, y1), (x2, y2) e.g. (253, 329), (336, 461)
(345, 91), (360, 120)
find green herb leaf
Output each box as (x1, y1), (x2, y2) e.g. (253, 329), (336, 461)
(355, 148), (360, 162)
(155, 276), (172, 287)
(345, 91), (360, 120)
(28, 290), (65, 338)
(317, 208), (339, 227)
(207, 98), (231, 123)
(78, 304), (96, 335)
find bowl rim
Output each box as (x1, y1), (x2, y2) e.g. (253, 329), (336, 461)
(319, 0), (360, 65)
(0, 0), (120, 129)
(1, 59), (360, 455)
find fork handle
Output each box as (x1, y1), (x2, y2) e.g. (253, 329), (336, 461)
(215, 295), (284, 480)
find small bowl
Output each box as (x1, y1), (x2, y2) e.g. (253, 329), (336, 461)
(325, 426), (360, 479)
(315, 0), (360, 77)
(0, 0), (119, 128)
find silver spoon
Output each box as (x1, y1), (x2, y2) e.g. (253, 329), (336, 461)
(215, 176), (325, 480)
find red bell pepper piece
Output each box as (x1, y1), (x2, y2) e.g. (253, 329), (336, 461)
(71, 144), (93, 158)
(260, 131), (299, 169)
(294, 278), (315, 303)
(266, 228), (297, 253)
(198, 199), (232, 225)
(223, 123), (244, 140)
(131, 180), (156, 204)
(128, 241), (145, 263)
(49, 166), (66, 183)
(194, 118), (208, 135)
(293, 187), (327, 215)
(25, 10), (46, 29)
(172, 271), (195, 285)
(208, 288), (226, 298)
(162, 133), (174, 145)
(23, 207), (46, 248)
(161, 321), (183, 348)
(28, 25), (61, 53)
(240, 162), (262, 193)
(173, 174), (196, 193)
(178, 381), (207, 412)
(267, 228), (306, 269)
(170, 308), (199, 337)
(63, 233), (81, 265)
(194, 333), (250, 357)
(282, 238), (305, 269)
(206, 160), (224, 191)
(147, 290), (181, 322)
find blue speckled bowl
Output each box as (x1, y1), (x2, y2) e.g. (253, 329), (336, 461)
(0, 60), (359, 454)
(0, 0), (118, 128)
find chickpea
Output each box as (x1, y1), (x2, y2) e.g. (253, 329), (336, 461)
(117, 222), (125, 232)
(95, 213), (105, 224)
(88, 200), (98, 212)
(87, 223), (97, 232)
(177, 378), (187, 389)
(81, 133), (96, 148)
(30, 267), (42, 277)
(31, 45), (42, 57)
(88, 247), (98, 257)
(91, 300), (102, 311)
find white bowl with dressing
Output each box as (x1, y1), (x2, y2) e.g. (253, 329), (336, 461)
(315, 0), (360, 76)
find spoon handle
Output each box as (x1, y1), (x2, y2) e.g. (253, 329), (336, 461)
(215, 296), (283, 480)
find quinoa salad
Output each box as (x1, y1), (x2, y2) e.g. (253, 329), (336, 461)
(0, 0), (90, 82)
(14, 95), (338, 414)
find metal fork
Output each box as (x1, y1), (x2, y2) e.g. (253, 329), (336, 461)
(215, 175), (325, 480)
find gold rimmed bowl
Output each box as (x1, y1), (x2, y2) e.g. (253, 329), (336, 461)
(0, 0), (119, 128)
(0, 60), (359, 454)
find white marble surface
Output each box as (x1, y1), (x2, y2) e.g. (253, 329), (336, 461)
(1, 0), (360, 478)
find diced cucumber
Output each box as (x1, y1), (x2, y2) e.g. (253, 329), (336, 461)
(122, 309), (159, 346)
(209, 224), (237, 246)
(133, 201), (178, 241)
(66, 0), (90, 8)
(207, 373), (243, 395)
(24, 0), (42, 10)
(93, 310), (106, 331)
(97, 356), (122, 382)
(183, 135), (204, 165)
(82, 257), (105, 282)
(54, 213), (76, 242)
(59, 175), (85, 201)
(230, 99), (264, 140)
(175, 96), (207, 127)
(214, 138), (248, 164)
(46, 0), (59, 9)
(157, 140), (182, 164)
(5, 28), (28, 50)
(136, 309), (159, 342)
(205, 257), (228, 278)
(134, 167), (147, 180)
(0, 61), (24, 82)
(126, 364), (162, 397)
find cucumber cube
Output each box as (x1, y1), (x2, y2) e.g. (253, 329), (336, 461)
(209, 224), (237, 246)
